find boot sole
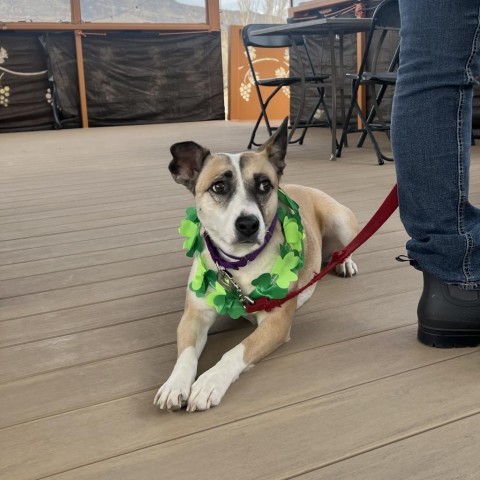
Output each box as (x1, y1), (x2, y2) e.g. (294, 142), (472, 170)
(418, 325), (480, 348)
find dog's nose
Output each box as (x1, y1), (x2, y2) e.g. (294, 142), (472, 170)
(235, 215), (260, 239)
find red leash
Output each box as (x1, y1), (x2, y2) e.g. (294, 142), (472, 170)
(245, 184), (399, 314)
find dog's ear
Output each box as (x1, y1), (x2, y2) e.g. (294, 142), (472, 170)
(168, 141), (210, 192)
(258, 117), (288, 176)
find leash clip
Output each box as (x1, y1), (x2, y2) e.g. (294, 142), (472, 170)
(216, 265), (254, 306)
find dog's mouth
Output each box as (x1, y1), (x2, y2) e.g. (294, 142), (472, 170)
(206, 230), (264, 258)
(239, 240), (259, 245)
(224, 235), (262, 252)
(203, 212), (276, 257)
(236, 235), (261, 245)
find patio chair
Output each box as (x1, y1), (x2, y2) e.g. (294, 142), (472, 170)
(336, 0), (400, 165)
(242, 23), (332, 149)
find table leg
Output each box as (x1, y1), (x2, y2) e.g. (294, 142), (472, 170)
(288, 35), (306, 144)
(329, 31), (337, 160)
(339, 32), (347, 148)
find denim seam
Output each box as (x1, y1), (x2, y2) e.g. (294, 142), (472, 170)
(459, 6), (480, 284)
(457, 86), (469, 282)
(465, 4), (480, 85)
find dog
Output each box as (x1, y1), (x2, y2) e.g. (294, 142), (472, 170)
(154, 118), (359, 412)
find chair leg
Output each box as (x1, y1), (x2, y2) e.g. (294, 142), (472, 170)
(354, 100), (386, 165)
(337, 80), (389, 164)
(291, 85), (341, 148)
(356, 83), (394, 163)
(336, 80), (359, 157)
(357, 83), (389, 148)
(248, 85), (284, 148)
(291, 87), (325, 145)
(248, 112), (264, 149)
(321, 93), (340, 150)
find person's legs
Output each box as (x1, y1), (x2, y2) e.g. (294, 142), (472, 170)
(392, 0), (480, 287)
(391, 0), (480, 347)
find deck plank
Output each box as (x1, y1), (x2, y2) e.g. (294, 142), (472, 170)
(295, 413), (480, 479)
(0, 230), (177, 265)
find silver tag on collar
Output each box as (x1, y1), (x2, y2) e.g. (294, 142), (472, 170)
(216, 266), (254, 306)
(216, 268), (236, 292)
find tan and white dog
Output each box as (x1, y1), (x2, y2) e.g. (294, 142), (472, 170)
(154, 119), (359, 412)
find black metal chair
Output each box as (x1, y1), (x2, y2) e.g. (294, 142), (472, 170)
(242, 23), (333, 149)
(336, 0), (400, 164)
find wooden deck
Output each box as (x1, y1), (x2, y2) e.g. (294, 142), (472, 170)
(1, 121), (480, 480)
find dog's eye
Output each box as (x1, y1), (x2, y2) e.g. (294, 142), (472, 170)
(210, 181), (227, 195)
(258, 179), (272, 194)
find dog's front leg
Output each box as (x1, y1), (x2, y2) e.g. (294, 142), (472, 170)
(187, 298), (297, 412)
(154, 299), (217, 411)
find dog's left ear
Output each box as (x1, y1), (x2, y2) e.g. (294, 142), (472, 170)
(258, 117), (288, 176)
(168, 141), (210, 192)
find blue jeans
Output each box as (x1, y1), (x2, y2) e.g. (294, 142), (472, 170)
(391, 0), (480, 288)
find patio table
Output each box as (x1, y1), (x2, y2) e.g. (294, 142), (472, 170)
(252, 17), (372, 160)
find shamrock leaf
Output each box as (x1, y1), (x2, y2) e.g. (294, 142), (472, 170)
(283, 216), (303, 252)
(215, 295), (246, 319)
(185, 207), (198, 223)
(278, 189), (300, 211)
(206, 282), (246, 319)
(271, 251), (299, 289)
(189, 257), (216, 296)
(179, 218), (200, 257)
(206, 281), (226, 308)
(251, 273), (288, 300)
(277, 206), (287, 223)
(190, 256), (207, 291)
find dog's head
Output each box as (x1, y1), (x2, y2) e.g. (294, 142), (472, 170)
(168, 118), (288, 255)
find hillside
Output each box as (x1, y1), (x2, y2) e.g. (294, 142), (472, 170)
(0, 0), (206, 23)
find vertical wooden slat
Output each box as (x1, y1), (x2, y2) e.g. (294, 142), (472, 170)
(70, 0), (82, 24)
(207, 0), (220, 31)
(355, 2), (367, 129)
(71, 0), (88, 128)
(74, 30), (89, 128)
(356, 31), (367, 129)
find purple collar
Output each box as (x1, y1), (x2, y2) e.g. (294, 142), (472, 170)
(203, 214), (278, 270)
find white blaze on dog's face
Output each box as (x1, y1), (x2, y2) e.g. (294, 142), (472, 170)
(168, 118), (289, 255)
(194, 152), (278, 254)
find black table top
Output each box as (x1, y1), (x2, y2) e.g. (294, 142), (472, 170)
(251, 17), (373, 37)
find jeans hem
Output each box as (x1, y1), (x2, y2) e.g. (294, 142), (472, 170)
(410, 261), (480, 290)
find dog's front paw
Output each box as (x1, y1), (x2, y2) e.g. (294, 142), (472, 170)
(154, 375), (192, 411)
(154, 347), (198, 411)
(187, 368), (231, 412)
(335, 256), (358, 277)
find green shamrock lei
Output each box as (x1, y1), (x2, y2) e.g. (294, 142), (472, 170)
(179, 189), (305, 319)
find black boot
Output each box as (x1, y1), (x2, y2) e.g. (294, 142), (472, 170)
(417, 271), (480, 348)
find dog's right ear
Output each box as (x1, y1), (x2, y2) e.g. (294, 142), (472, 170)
(258, 117), (288, 177)
(168, 141), (210, 192)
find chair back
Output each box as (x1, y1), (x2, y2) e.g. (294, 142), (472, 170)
(338, 0), (400, 163)
(242, 23), (319, 82)
(242, 24), (305, 49)
(365, 0), (400, 74)
(374, 0), (401, 30)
